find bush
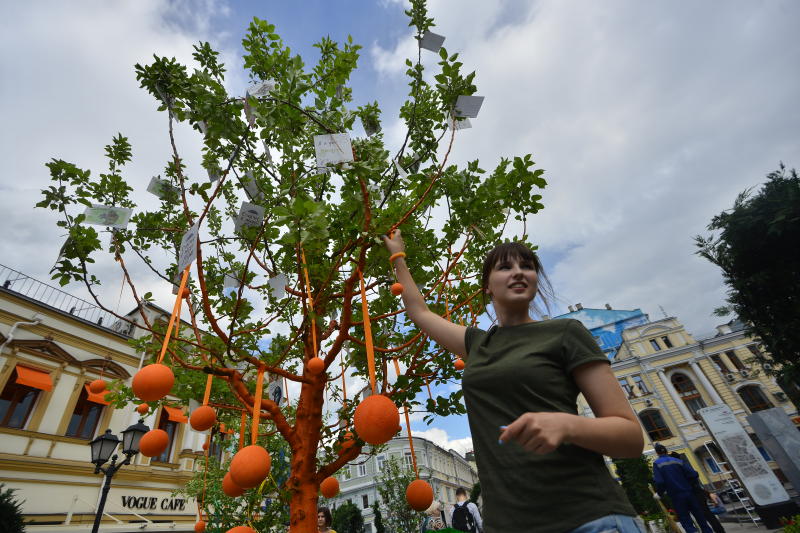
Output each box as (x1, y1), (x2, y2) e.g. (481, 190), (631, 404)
(0, 483), (26, 533)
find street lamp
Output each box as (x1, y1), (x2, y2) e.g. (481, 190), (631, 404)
(88, 420), (149, 533)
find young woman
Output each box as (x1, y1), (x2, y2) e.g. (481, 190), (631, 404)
(384, 232), (645, 533)
(317, 506), (336, 533)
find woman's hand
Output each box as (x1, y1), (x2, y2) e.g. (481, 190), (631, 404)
(382, 228), (406, 256)
(499, 412), (576, 454)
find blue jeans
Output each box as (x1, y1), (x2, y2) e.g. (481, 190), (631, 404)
(670, 491), (713, 533)
(567, 514), (646, 533)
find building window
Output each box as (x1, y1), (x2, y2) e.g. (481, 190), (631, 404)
(618, 377), (633, 398)
(65, 385), (105, 439)
(209, 433), (227, 462)
(726, 351), (747, 371)
(649, 339), (661, 351)
(746, 345), (761, 358)
(710, 354), (730, 374)
(639, 409), (672, 441)
(155, 410), (178, 463)
(739, 385), (773, 412)
(671, 373), (707, 418)
(0, 369), (45, 429)
(358, 463), (367, 477)
(705, 457), (721, 473)
(376, 454), (385, 472)
(404, 451), (414, 469)
(341, 465), (352, 480)
(661, 336), (673, 348)
(632, 374), (650, 395)
(362, 494), (369, 509)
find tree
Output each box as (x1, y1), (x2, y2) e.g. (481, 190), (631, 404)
(332, 501), (364, 533)
(613, 455), (660, 516)
(35, 1), (546, 530)
(375, 456), (421, 533)
(469, 481), (481, 509)
(372, 502), (386, 533)
(695, 163), (800, 394)
(0, 483), (26, 533)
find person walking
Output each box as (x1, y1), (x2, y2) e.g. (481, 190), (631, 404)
(653, 445), (712, 533)
(383, 234), (644, 533)
(421, 500), (446, 532)
(449, 487), (483, 533)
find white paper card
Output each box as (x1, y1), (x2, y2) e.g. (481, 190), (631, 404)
(224, 273), (241, 289)
(262, 141), (273, 162)
(234, 202), (265, 232)
(267, 380), (285, 405)
(83, 206), (132, 229)
(243, 98), (255, 127)
(208, 167), (221, 182)
(393, 159), (408, 179)
(242, 171), (263, 201)
(247, 80), (276, 98)
(147, 176), (177, 199)
(178, 223), (199, 272)
(313, 133), (354, 167)
(454, 95), (484, 118)
(447, 114), (472, 130)
(363, 119), (381, 137)
(198, 121), (207, 135)
(267, 273), (287, 300)
(419, 31), (445, 52)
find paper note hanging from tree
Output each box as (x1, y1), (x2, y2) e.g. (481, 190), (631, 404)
(454, 95), (484, 118)
(82, 206), (132, 229)
(267, 273), (287, 300)
(178, 223), (199, 272)
(362, 117), (381, 137)
(247, 80), (276, 98)
(207, 167), (221, 182)
(313, 133), (354, 168)
(147, 176), (178, 199)
(234, 202), (265, 232)
(267, 380), (284, 405)
(224, 273), (241, 289)
(447, 114), (472, 130)
(419, 31), (445, 52)
(243, 98), (256, 127)
(242, 171), (263, 202)
(393, 158), (408, 180)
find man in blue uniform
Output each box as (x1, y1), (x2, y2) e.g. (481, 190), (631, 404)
(653, 443), (712, 533)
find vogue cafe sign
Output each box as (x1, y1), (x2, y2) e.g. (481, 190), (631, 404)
(120, 495), (191, 512)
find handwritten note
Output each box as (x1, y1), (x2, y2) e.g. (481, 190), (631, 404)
(247, 80), (276, 98)
(83, 206), (132, 229)
(147, 176), (178, 199)
(313, 133), (354, 168)
(454, 95), (484, 118)
(419, 31), (445, 52)
(178, 223), (199, 272)
(234, 202), (265, 232)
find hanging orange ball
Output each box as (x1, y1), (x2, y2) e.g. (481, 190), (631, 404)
(406, 479), (434, 511)
(390, 282), (404, 296)
(354, 394), (400, 445)
(136, 403), (149, 415)
(194, 521), (206, 533)
(320, 476), (340, 498)
(139, 429), (169, 457)
(307, 357), (324, 375)
(338, 431), (356, 455)
(226, 527), (257, 533)
(89, 379), (107, 394)
(190, 406), (217, 432)
(454, 358), (465, 371)
(230, 445), (271, 489)
(132, 363), (174, 402)
(222, 472), (245, 498)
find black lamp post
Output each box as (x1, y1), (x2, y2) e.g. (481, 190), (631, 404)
(88, 420), (149, 533)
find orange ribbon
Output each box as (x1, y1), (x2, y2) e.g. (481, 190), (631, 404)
(156, 266), (190, 364)
(392, 357), (418, 478)
(358, 269), (376, 394)
(251, 366), (265, 446)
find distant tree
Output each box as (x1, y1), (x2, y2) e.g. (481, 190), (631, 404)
(0, 483), (26, 533)
(332, 501), (364, 533)
(372, 501), (386, 533)
(695, 163), (800, 400)
(375, 457), (421, 533)
(613, 455), (660, 515)
(469, 481), (481, 509)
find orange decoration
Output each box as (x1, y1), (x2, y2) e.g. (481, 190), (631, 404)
(406, 479), (434, 511)
(306, 357), (324, 375)
(454, 358), (465, 371)
(226, 527), (257, 533)
(89, 379), (107, 394)
(194, 521), (206, 533)
(320, 476), (340, 498)
(190, 406), (217, 432)
(339, 431), (356, 454)
(354, 394), (400, 445)
(136, 403), (149, 415)
(180, 287), (191, 299)
(202, 440), (209, 451)
(390, 282), (404, 296)
(139, 429), (169, 457)
(132, 363), (174, 402)
(230, 445), (271, 489)
(222, 472), (245, 498)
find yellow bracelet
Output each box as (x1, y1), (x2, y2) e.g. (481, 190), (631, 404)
(389, 252), (407, 263)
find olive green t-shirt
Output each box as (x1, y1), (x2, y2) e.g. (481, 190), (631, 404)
(463, 319), (636, 533)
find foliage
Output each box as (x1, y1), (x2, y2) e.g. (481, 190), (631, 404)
(332, 501), (364, 533)
(695, 164), (800, 388)
(469, 481), (481, 508)
(0, 483), (26, 533)
(375, 456), (421, 533)
(781, 514), (800, 533)
(613, 455), (661, 516)
(372, 502), (386, 533)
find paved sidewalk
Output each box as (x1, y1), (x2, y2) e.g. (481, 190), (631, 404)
(718, 521), (782, 533)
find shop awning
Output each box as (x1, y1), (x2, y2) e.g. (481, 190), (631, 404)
(84, 384), (111, 405)
(15, 366), (53, 391)
(164, 406), (188, 424)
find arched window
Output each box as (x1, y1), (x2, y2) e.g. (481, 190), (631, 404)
(738, 385), (773, 412)
(671, 373), (707, 418)
(639, 409), (672, 441)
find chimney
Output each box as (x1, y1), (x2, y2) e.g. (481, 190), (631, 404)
(605, 303), (612, 310)
(568, 305), (574, 313)
(576, 303), (583, 311)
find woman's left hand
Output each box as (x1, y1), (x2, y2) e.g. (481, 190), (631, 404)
(499, 412), (576, 454)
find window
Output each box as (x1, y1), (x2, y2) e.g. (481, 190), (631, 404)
(705, 457), (721, 473)
(618, 377), (633, 398)
(671, 373), (707, 418)
(750, 435), (772, 461)
(639, 409), (672, 441)
(155, 410), (178, 463)
(0, 368), (43, 429)
(65, 385), (105, 439)
(661, 336), (673, 348)
(362, 494), (369, 509)
(209, 433), (227, 462)
(739, 385), (773, 412)
(341, 465), (352, 480)
(711, 354), (730, 374)
(632, 374), (649, 395)
(747, 345), (760, 357)
(726, 351), (746, 371)
(376, 454), (385, 472)
(404, 451), (414, 469)
(358, 463), (367, 477)
(649, 339), (661, 351)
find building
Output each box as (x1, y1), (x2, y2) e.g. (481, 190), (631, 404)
(0, 264), (213, 532)
(328, 435), (478, 532)
(563, 305), (796, 488)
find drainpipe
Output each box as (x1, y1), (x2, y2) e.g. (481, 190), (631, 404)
(0, 316), (43, 353)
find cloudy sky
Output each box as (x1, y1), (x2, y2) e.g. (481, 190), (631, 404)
(2, 1), (798, 455)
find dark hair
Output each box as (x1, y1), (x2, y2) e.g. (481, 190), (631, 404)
(481, 241), (553, 318)
(318, 506), (332, 526)
(654, 443), (668, 455)
(455, 487), (468, 497)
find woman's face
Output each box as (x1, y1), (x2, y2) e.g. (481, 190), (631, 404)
(317, 512), (326, 529)
(486, 255), (539, 309)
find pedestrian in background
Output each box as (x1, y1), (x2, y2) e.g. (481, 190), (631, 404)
(450, 487), (483, 533)
(654, 444), (712, 533)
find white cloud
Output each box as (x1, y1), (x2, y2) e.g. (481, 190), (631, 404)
(412, 426), (473, 457)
